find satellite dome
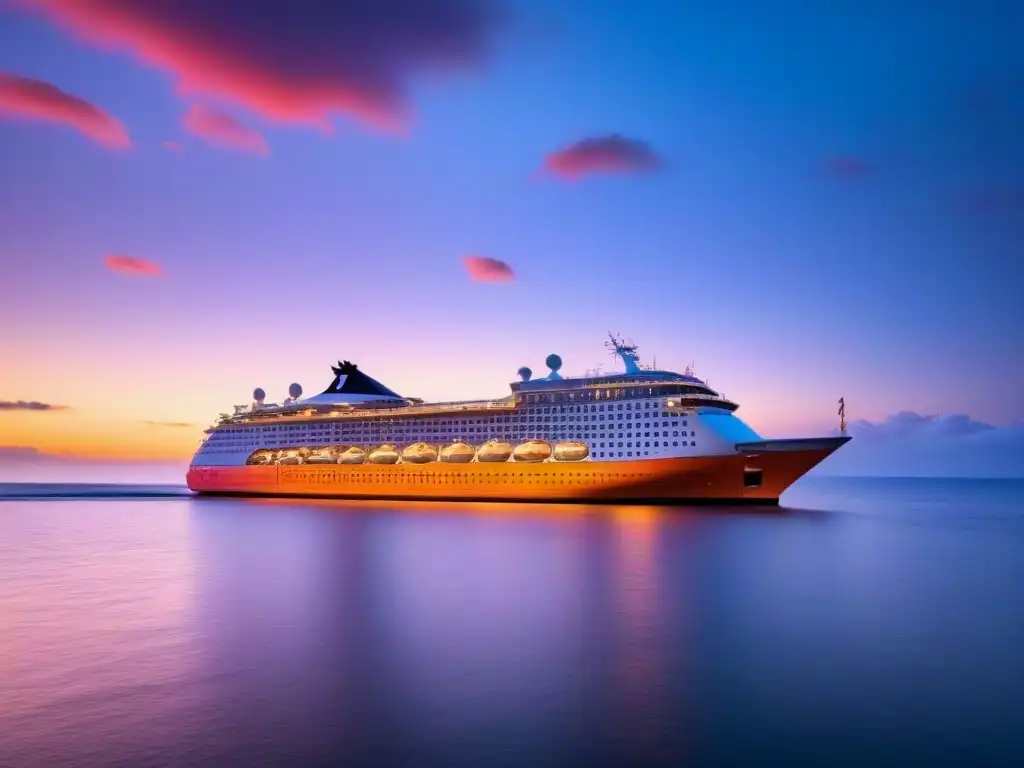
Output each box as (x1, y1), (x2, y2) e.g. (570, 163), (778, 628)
(545, 354), (562, 372)
(288, 382), (303, 399)
(253, 387), (266, 402)
(517, 366), (532, 381)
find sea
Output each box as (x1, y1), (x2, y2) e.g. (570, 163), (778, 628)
(1, 476), (1021, 767)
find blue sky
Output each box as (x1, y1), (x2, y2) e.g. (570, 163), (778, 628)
(0, 0), (1021, 471)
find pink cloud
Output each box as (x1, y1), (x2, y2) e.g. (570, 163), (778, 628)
(103, 254), (164, 277)
(0, 70), (130, 148)
(542, 134), (663, 180)
(161, 139), (181, 152)
(462, 255), (514, 282)
(183, 104), (269, 155)
(14, 0), (507, 133)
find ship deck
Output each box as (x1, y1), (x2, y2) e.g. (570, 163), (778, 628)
(188, 438), (848, 505)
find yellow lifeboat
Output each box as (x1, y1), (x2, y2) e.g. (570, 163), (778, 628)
(513, 439), (551, 462)
(277, 448), (305, 465)
(553, 441), (590, 461)
(368, 443), (400, 464)
(305, 447), (338, 464)
(477, 439), (513, 462)
(338, 446), (366, 465)
(440, 442), (475, 463)
(246, 449), (273, 466)
(402, 442), (438, 464)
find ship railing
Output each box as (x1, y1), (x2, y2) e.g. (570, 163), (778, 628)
(225, 399), (520, 425)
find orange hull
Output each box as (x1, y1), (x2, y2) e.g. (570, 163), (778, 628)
(187, 437), (848, 505)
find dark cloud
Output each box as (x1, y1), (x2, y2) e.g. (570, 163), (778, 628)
(183, 103), (269, 154)
(0, 446), (60, 462)
(542, 134), (664, 179)
(0, 400), (70, 411)
(822, 411), (1024, 478)
(16, 0), (507, 133)
(142, 420), (196, 428)
(462, 255), (514, 282)
(0, 70), (130, 148)
(103, 254), (164, 277)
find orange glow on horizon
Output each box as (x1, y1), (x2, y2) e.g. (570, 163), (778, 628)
(1, 409), (202, 461)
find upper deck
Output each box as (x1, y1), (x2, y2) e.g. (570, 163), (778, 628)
(210, 336), (738, 431)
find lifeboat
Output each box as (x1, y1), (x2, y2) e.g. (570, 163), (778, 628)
(246, 449), (273, 466)
(368, 444), (400, 464)
(305, 447), (338, 465)
(277, 448), (305, 465)
(338, 446), (366, 465)
(477, 439), (513, 462)
(402, 442), (438, 464)
(553, 441), (590, 461)
(440, 442), (475, 463)
(513, 439), (551, 462)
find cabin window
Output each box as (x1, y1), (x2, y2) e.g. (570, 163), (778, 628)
(744, 469), (763, 488)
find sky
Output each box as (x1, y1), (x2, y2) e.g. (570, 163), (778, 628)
(0, 0), (1022, 476)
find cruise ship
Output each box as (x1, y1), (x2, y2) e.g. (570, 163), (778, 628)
(187, 335), (850, 504)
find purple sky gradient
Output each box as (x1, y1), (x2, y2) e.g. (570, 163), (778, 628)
(1, 0), (1021, 471)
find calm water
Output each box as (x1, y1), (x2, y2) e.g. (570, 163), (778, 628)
(1, 478), (1022, 766)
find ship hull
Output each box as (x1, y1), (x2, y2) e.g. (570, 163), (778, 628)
(187, 437), (848, 505)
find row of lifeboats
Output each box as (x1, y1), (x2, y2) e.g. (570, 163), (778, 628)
(245, 439), (590, 466)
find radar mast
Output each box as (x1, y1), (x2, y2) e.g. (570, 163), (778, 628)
(605, 332), (642, 375)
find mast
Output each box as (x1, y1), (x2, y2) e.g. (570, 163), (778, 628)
(605, 331), (642, 375)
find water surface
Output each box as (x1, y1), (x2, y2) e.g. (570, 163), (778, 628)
(1, 477), (1021, 766)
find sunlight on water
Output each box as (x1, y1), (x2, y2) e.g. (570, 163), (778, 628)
(0, 478), (1022, 766)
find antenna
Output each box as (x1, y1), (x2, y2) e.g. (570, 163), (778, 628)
(604, 331), (642, 374)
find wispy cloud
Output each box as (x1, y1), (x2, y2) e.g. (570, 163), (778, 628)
(0, 70), (130, 148)
(161, 139), (182, 152)
(0, 446), (59, 462)
(103, 254), (164, 277)
(15, 0), (508, 133)
(142, 420), (196, 428)
(0, 400), (70, 411)
(542, 134), (664, 180)
(462, 255), (514, 282)
(183, 103), (269, 155)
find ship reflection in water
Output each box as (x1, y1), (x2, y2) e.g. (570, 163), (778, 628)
(1, 480), (1023, 766)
